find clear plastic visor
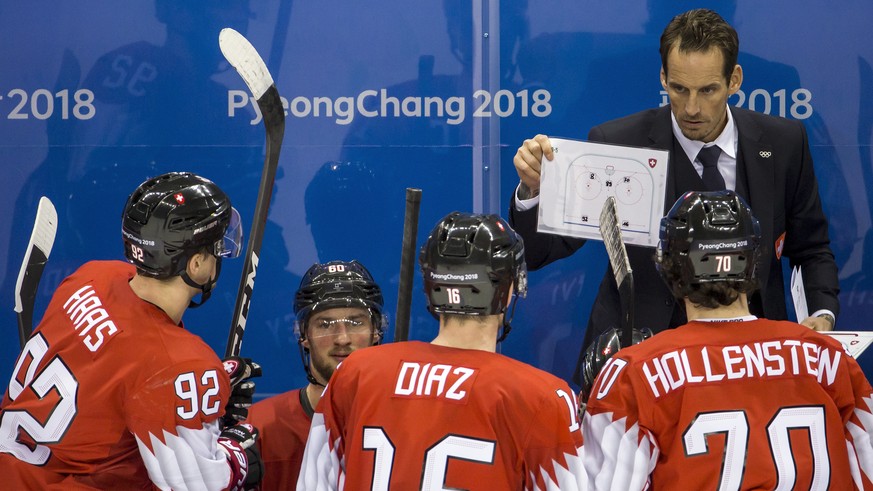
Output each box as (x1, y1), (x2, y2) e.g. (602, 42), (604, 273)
(307, 310), (376, 338)
(216, 207), (243, 258)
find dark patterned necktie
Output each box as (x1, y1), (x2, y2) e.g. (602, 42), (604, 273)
(697, 145), (726, 191)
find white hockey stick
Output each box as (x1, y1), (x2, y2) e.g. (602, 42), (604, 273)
(219, 28), (286, 357)
(599, 196), (634, 348)
(15, 197), (58, 348)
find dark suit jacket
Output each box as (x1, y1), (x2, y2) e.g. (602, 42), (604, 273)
(509, 105), (840, 383)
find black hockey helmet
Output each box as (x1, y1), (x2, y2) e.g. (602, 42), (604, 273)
(294, 260), (387, 340)
(122, 172), (242, 279)
(579, 327), (653, 404)
(655, 190), (761, 289)
(419, 212), (527, 326)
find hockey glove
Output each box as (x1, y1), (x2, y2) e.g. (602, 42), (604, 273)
(217, 423), (264, 491)
(222, 357), (262, 426)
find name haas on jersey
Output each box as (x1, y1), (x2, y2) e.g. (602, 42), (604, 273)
(64, 284), (119, 352)
(393, 362), (477, 402)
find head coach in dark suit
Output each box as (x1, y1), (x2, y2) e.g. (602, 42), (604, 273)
(508, 8), (839, 385)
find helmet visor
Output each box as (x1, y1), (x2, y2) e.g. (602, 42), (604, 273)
(307, 314), (376, 338)
(216, 207), (243, 258)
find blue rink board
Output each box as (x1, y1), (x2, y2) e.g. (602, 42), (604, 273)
(1, 0), (872, 396)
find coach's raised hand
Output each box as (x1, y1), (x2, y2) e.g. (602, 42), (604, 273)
(513, 134), (554, 199)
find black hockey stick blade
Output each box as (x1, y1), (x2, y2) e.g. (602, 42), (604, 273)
(15, 197), (58, 348)
(394, 188), (422, 342)
(220, 28), (286, 357)
(599, 196), (634, 348)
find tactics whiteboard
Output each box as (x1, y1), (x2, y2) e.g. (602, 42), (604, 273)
(537, 138), (669, 247)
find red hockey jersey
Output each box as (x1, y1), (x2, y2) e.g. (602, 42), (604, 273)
(583, 318), (873, 490)
(0, 261), (234, 490)
(247, 388), (312, 490)
(298, 341), (585, 490)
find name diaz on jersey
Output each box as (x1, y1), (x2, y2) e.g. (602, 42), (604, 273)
(393, 361), (478, 403)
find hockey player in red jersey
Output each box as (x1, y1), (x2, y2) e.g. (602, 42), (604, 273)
(0, 172), (262, 490)
(298, 211), (586, 490)
(583, 190), (873, 489)
(245, 259), (385, 489)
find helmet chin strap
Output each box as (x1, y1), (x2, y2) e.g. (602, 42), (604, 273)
(496, 293), (520, 343)
(298, 342), (326, 387)
(181, 258), (221, 309)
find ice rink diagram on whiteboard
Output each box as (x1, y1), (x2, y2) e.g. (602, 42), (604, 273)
(537, 138), (669, 247)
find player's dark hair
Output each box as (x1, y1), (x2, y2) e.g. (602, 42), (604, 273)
(660, 8), (739, 82)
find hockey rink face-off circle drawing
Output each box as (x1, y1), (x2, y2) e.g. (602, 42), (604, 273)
(568, 155), (648, 223)
(538, 138), (669, 248)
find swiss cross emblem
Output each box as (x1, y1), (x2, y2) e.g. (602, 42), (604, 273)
(775, 232), (786, 260)
(648, 158), (657, 168)
(223, 359), (239, 375)
(174, 193), (185, 204)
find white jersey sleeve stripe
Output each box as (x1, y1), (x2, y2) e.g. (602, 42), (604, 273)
(136, 420), (230, 491)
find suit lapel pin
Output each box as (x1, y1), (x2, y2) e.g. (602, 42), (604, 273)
(759, 150), (772, 158)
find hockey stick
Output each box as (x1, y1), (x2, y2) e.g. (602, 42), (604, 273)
(394, 188), (422, 342)
(219, 28), (286, 357)
(599, 196), (634, 348)
(15, 197), (58, 348)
